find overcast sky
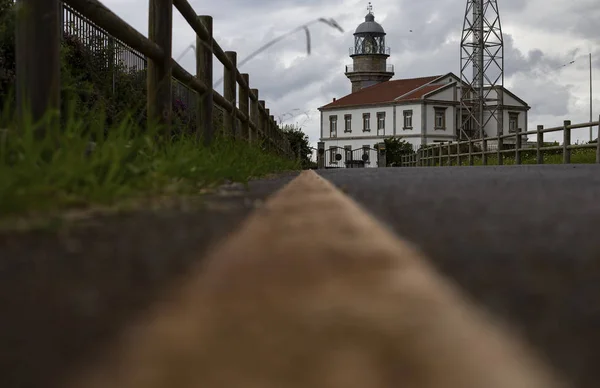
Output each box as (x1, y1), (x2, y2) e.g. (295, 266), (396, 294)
(104, 0), (599, 145)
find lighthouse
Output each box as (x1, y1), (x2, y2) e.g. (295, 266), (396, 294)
(345, 2), (394, 93)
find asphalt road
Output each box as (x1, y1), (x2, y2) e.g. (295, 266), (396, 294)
(0, 172), (299, 388)
(2, 165), (600, 388)
(318, 165), (600, 388)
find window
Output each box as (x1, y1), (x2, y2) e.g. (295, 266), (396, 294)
(377, 112), (386, 135)
(344, 114), (352, 132)
(434, 107), (446, 130)
(329, 115), (337, 137)
(329, 146), (337, 162)
(363, 113), (371, 132)
(403, 110), (413, 129)
(509, 112), (519, 133)
(344, 145), (352, 160)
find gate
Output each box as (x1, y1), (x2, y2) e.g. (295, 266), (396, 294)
(324, 146), (379, 168)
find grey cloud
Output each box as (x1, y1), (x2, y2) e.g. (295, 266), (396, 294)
(104, 0), (599, 142)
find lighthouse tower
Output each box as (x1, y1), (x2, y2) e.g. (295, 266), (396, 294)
(345, 3), (394, 93)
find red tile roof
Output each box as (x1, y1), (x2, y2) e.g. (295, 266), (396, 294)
(319, 75), (445, 110)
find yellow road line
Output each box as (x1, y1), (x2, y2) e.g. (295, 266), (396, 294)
(69, 170), (566, 388)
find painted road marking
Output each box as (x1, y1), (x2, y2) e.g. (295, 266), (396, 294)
(69, 170), (566, 388)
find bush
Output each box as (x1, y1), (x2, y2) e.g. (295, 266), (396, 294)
(0, 1), (199, 137)
(384, 137), (413, 166)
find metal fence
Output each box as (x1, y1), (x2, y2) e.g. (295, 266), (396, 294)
(59, 1), (223, 124)
(400, 118), (600, 167)
(61, 3), (147, 72)
(322, 146), (379, 168)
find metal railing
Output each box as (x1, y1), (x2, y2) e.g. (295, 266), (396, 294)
(400, 118), (600, 167)
(61, 3), (147, 72)
(345, 64), (394, 73)
(349, 47), (391, 56)
(16, 0), (292, 157)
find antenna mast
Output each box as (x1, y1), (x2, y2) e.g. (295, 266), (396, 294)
(459, 0), (504, 141)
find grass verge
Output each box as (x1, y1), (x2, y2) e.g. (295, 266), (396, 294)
(0, 104), (299, 219)
(426, 148), (597, 166)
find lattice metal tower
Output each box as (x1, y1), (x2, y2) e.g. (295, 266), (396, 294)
(459, 0), (504, 140)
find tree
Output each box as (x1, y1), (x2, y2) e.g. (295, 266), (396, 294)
(282, 124), (314, 169)
(384, 137), (413, 167)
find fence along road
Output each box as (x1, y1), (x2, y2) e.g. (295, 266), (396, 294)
(400, 118), (600, 167)
(15, 0), (292, 156)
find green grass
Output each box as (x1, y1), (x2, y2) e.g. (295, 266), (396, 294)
(0, 103), (299, 218)
(423, 147), (597, 167)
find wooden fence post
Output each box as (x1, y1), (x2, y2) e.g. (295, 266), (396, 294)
(497, 134), (503, 166)
(15, 0), (61, 138)
(239, 74), (250, 141)
(537, 125), (544, 164)
(270, 114), (276, 151)
(429, 147), (433, 166)
(264, 108), (271, 151)
(468, 139), (473, 166)
(250, 89), (259, 143)
(197, 15), (213, 145)
(515, 128), (522, 165)
(258, 100), (266, 147)
(148, 0), (173, 137)
(224, 51), (237, 138)
(482, 137), (488, 165)
(563, 120), (571, 164)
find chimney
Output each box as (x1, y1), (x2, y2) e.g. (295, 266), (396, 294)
(333, 97), (336, 102)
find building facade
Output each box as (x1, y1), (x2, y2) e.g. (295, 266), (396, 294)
(317, 5), (530, 168)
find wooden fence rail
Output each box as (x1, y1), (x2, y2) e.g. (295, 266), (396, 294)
(400, 118), (600, 167)
(15, 0), (292, 157)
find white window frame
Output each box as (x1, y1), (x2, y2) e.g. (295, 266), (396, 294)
(509, 112), (519, 133)
(344, 114), (352, 133)
(403, 110), (413, 129)
(363, 113), (370, 132)
(434, 107), (446, 130)
(329, 115), (337, 137)
(377, 112), (385, 135)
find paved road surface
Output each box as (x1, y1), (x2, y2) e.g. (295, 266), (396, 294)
(319, 165), (600, 388)
(0, 172), (299, 388)
(2, 165), (600, 388)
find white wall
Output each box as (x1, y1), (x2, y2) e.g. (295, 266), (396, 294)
(504, 92), (523, 107)
(426, 104), (455, 137)
(323, 138), (381, 150)
(321, 103), (424, 153)
(395, 104), (421, 136)
(482, 109), (528, 138)
(402, 137), (423, 150)
(430, 75), (458, 85)
(321, 106), (394, 139)
(428, 86), (455, 101)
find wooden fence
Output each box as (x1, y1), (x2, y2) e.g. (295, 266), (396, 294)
(400, 118), (600, 167)
(15, 0), (292, 157)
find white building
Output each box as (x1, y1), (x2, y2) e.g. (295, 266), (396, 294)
(317, 5), (530, 167)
